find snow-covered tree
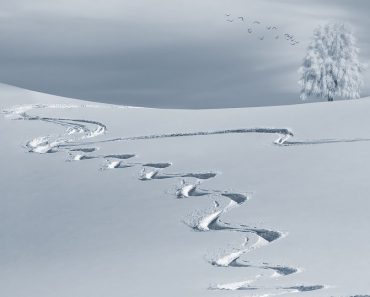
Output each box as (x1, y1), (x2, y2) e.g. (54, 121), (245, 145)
(299, 22), (363, 101)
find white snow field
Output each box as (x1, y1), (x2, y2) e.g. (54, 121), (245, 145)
(1, 83), (370, 297)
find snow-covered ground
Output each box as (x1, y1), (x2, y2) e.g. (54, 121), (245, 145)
(1, 83), (370, 297)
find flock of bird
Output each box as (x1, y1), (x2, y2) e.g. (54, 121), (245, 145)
(224, 14), (300, 46)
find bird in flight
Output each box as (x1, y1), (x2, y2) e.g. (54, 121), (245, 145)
(220, 14), (299, 47)
(284, 33), (293, 40)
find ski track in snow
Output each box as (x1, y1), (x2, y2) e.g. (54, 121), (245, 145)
(210, 283), (327, 293)
(4, 103), (366, 296)
(59, 127), (294, 148)
(138, 170), (219, 181)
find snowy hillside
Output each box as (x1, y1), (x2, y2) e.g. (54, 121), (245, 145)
(1, 83), (370, 297)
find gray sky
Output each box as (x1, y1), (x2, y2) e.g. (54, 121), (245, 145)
(0, 0), (369, 108)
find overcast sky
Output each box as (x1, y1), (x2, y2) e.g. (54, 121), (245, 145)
(0, 0), (369, 108)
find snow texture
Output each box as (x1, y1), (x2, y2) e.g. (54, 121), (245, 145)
(0, 83), (369, 297)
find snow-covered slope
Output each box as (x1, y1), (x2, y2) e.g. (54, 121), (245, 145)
(1, 83), (370, 297)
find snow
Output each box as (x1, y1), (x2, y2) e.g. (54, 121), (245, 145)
(212, 236), (269, 267)
(197, 209), (223, 231)
(0, 83), (370, 297)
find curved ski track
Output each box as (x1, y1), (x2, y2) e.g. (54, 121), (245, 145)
(3, 103), (367, 296)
